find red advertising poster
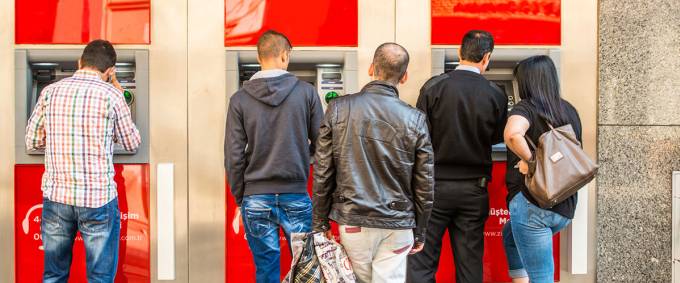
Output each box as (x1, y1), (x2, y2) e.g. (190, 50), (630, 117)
(15, 0), (151, 44)
(225, 0), (358, 46)
(226, 162), (560, 282)
(15, 164), (150, 283)
(431, 0), (561, 45)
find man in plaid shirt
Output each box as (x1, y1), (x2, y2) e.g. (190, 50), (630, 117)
(25, 39), (141, 282)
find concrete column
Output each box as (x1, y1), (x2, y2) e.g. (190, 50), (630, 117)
(598, 0), (680, 281)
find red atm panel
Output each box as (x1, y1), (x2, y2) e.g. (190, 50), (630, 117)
(15, 164), (150, 283)
(431, 0), (561, 45)
(435, 162), (560, 282)
(15, 0), (150, 44)
(225, 0), (358, 46)
(226, 163), (560, 282)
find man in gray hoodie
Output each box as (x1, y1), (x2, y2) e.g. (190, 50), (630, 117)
(224, 30), (324, 283)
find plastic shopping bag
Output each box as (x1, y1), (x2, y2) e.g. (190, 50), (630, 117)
(312, 233), (356, 283)
(283, 233), (325, 283)
(282, 232), (356, 283)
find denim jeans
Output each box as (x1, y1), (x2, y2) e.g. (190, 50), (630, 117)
(502, 192), (571, 283)
(241, 193), (312, 283)
(42, 198), (120, 283)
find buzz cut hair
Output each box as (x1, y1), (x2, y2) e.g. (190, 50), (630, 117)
(256, 30), (292, 59)
(372, 42), (410, 84)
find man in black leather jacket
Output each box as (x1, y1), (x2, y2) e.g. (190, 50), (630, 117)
(312, 43), (434, 283)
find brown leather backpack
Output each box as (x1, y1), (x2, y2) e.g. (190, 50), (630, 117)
(525, 122), (598, 208)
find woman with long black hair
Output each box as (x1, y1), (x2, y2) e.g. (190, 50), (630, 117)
(502, 55), (583, 283)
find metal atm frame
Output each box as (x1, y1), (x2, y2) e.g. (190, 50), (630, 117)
(14, 49), (150, 164)
(225, 50), (359, 100)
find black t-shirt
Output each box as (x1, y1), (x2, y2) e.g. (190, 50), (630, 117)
(505, 99), (582, 219)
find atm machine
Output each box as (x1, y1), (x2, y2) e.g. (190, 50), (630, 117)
(228, 51), (354, 110)
(14, 49), (151, 282)
(431, 47), (562, 283)
(225, 50), (358, 282)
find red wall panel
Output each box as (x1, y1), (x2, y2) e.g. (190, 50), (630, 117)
(15, 0), (150, 44)
(225, 163), (560, 282)
(225, 0), (358, 47)
(15, 164), (150, 283)
(431, 0), (561, 45)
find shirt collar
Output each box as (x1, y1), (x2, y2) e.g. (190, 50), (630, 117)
(455, 64), (481, 74)
(73, 70), (104, 81)
(250, 69), (289, 80)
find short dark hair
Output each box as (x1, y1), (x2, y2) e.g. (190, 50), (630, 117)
(460, 30), (494, 63)
(372, 42), (409, 84)
(80, 39), (117, 73)
(257, 30), (292, 59)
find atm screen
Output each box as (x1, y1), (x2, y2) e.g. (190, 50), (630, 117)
(322, 73), (342, 80)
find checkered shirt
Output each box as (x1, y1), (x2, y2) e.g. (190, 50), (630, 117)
(25, 70), (141, 208)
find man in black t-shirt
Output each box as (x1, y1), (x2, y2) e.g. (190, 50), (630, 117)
(407, 30), (508, 283)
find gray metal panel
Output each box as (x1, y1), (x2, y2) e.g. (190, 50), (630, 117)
(25, 49), (136, 62)
(15, 49), (149, 164)
(225, 51), (240, 100)
(236, 50), (348, 63)
(14, 50), (35, 164)
(225, 50), (359, 95)
(549, 49), (562, 79)
(343, 51), (358, 93)
(116, 50), (149, 163)
(431, 48), (446, 76)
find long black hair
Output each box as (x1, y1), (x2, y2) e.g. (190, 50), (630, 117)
(513, 55), (569, 126)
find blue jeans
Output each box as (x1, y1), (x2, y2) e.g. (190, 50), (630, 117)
(502, 192), (571, 283)
(241, 193), (312, 283)
(42, 198), (120, 283)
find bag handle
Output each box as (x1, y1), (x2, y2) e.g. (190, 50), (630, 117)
(525, 135), (538, 151)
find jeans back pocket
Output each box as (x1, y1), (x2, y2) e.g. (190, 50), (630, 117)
(244, 208), (272, 238)
(79, 203), (113, 234)
(283, 199), (312, 232)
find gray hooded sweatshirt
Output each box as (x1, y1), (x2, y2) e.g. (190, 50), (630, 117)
(225, 73), (323, 205)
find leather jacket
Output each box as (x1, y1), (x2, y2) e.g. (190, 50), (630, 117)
(312, 81), (434, 243)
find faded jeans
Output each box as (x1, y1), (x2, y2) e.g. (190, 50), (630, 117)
(339, 225), (414, 283)
(241, 193), (312, 283)
(502, 192), (571, 283)
(42, 198), (120, 283)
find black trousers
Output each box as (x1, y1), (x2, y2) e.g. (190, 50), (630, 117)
(407, 179), (489, 283)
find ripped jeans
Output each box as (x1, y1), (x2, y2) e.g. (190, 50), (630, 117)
(241, 193), (312, 283)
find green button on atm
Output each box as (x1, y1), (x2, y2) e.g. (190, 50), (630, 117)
(324, 91), (339, 104)
(123, 90), (135, 106)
